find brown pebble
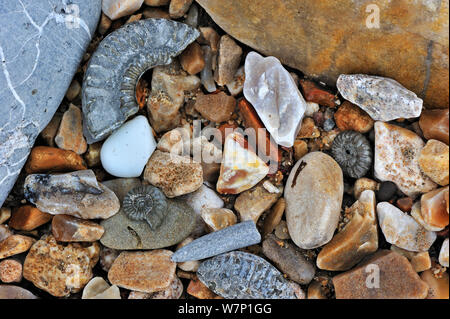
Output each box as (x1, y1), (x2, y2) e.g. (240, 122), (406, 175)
(180, 42), (205, 75)
(262, 198), (285, 237)
(8, 205), (52, 231)
(214, 35), (242, 86)
(40, 113), (62, 147)
(194, 91), (236, 123)
(420, 268), (449, 299)
(84, 142), (102, 167)
(169, 0), (193, 18)
(396, 197), (414, 212)
(419, 108), (449, 145)
(0, 235), (35, 259)
(334, 101), (374, 133)
(0, 207), (11, 224)
(52, 214), (104, 242)
(24, 146), (86, 174)
(55, 104), (87, 155)
(142, 7), (170, 19)
(65, 79), (81, 101)
(98, 13), (112, 35)
(187, 276), (221, 299)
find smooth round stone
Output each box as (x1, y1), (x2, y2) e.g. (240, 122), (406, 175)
(100, 198), (196, 250)
(101, 116), (156, 177)
(285, 152), (343, 249)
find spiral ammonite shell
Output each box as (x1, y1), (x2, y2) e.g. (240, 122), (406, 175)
(331, 130), (373, 179)
(122, 185), (168, 230)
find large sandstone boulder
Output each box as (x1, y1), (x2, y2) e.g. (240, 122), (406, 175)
(196, 0), (449, 109)
(0, 0), (101, 207)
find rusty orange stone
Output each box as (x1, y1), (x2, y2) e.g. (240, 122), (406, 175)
(8, 206), (52, 231)
(187, 277), (222, 299)
(334, 101), (374, 133)
(299, 79), (339, 108)
(420, 186), (449, 229)
(24, 146), (87, 174)
(0, 259), (23, 283)
(180, 42), (206, 75)
(419, 109), (449, 145)
(55, 104), (87, 155)
(238, 98), (281, 169)
(52, 215), (104, 242)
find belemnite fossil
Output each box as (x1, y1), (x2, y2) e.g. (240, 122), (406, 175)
(82, 18), (200, 143)
(331, 130), (373, 179)
(122, 185), (167, 230)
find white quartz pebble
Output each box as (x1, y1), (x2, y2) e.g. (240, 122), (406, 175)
(377, 202), (436, 252)
(243, 51), (306, 147)
(101, 116), (156, 178)
(439, 238), (449, 267)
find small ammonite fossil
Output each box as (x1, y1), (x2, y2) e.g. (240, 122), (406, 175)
(82, 19), (200, 144)
(331, 130), (373, 179)
(122, 185), (168, 230)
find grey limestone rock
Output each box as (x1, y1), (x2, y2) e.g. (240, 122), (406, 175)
(171, 220), (261, 262)
(0, 0), (101, 207)
(82, 18), (200, 143)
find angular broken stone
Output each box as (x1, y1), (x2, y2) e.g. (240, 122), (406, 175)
(147, 63), (201, 133)
(337, 74), (423, 121)
(420, 187), (449, 230)
(243, 52), (306, 147)
(377, 202), (436, 252)
(216, 132), (269, 194)
(418, 139), (449, 186)
(24, 170), (120, 219)
(262, 198), (286, 237)
(374, 122), (437, 197)
(0, 235), (35, 259)
(194, 92), (236, 123)
(285, 152), (343, 249)
(171, 221), (261, 262)
(55, 104), (87, 155)
(262, 235), (315, 285)
(180, 42), (205, 75)
(200, 45), (217, 93)
(8, 205), (52, 231)
(82, 19), (199, 143)
(410, 201), (443, 232)
(100, 179), (195, 250)
(82, 277), (121, 299)
(108, 250), (176, 293)
(0, 0), (100, 208)
(200, 208), (237, 232)
(317, 190), (378, 271)
(390, 245), (431, 272)
(419, 108), (449, 145)
(215, 35), (243, 86)
(24, 146), (87, 174)
(52, 214), (105, 242)
(197, 251), (300, 299)
(234, 183), (282, 223)
(144, 150), (203, 198)
(23, 235), (100, 297)
(333, 250), (429, 299)
(439, 238), (449, 267)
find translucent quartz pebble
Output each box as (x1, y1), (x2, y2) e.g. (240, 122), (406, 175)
(243, 52), (306, 147)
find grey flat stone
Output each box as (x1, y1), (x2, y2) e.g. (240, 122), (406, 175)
(82, 18), (200, 143)
(0, 0), (101, 207)
(197, 251), (299, 299)
(171, 221), (261, 262)
(100, 178), (195, 250)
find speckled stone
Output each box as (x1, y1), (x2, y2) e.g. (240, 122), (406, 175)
(197, 251), (302, 299)
(337, 74), (423, 121)
(100, 179), (195, 250)
(23, 235), (100, 297)
(108, 250), (176, 293)
(285, 152), (343, 249)
(144, 150), (203, 198)
(317, 190), (378, 271)
(333, 250), (429, 299)
(377, 202), (436, 252)
(171, 221), (261, 262)
(374, 122), (437, 197)
(418, 139), (449, 186)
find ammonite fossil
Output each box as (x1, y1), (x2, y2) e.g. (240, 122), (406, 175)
(82, 19), (200, 143)
(122, 185), (168, 230)
(197, 251), (300, 299)
(331, 130), (373, 179)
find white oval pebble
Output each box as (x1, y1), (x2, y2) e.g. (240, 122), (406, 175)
(101, 116), (156, 177)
